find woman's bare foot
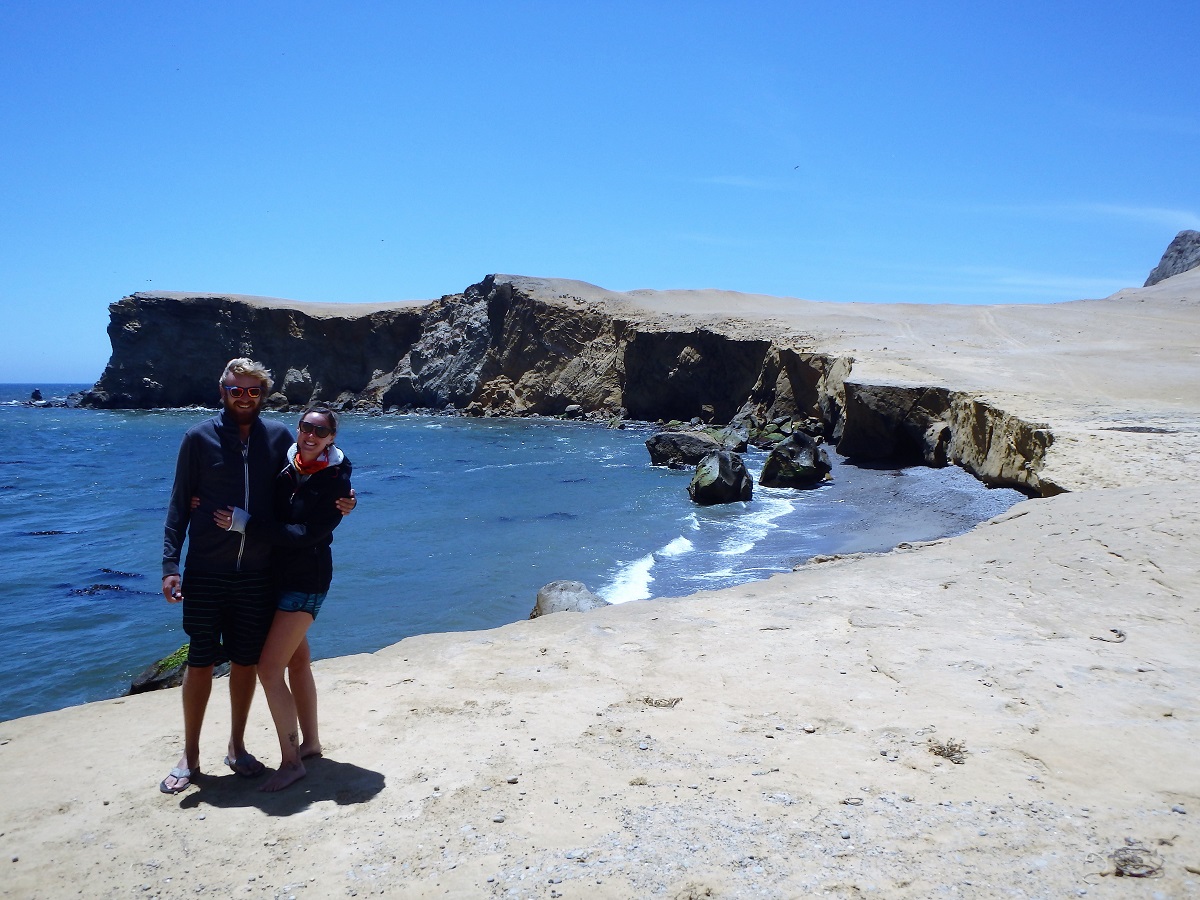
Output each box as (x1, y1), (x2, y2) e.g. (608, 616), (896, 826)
(298, 741), (323, 760)
(259, 760), (306, 792)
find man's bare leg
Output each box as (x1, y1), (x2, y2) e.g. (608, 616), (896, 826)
(162, 663), (213, 791)
(227, 662), (258, 764)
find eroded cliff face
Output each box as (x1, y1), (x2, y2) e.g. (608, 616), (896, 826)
(85, 293), (426, 409)
(82, 275), (1056, 495)
(836, 383), (1055, 494)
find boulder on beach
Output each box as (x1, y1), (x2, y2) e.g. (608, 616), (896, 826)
(758, 431), (832, 488)
(529, 580), (611, 618)
(646, 431), (722, 468)
(688, 450), (753, 505)
(127, 644), (189, 695)
(127, 643), (230, 694)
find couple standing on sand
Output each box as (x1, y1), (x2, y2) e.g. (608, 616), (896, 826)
(159, 358), (355, 794)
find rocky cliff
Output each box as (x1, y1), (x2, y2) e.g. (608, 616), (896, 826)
(82, 276), (830, 425)
(1144, 229), (1200, 285)
(83, 274), (1062, 495)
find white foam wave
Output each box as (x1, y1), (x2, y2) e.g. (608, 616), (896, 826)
(714, 496), (794, 555)
(716, 540), (755, 556)
(658, 536), (694, 557)
(600, 553), (656, 604)
(600, 534), (698, 603)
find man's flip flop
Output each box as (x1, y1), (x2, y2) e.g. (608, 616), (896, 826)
(224, 753), (266, 777)
(159, 766), (198, 794)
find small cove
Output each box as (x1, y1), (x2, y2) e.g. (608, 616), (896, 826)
(0, 385), (1024, 721)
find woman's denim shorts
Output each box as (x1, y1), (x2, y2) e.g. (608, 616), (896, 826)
(277, 590), (328, 620)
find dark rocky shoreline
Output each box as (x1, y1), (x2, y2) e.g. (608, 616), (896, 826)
(76, 274), (1057, 495)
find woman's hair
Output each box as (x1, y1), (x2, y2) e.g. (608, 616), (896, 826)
(220, 357), (274, 394)
(299, 405), (338, 436)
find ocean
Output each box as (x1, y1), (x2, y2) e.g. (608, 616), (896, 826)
(0, 384), (1025, 722)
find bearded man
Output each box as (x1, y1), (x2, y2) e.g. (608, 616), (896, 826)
(159, 358), (352, 793)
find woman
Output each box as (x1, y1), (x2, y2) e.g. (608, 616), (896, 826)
(215, 405), (352, 792)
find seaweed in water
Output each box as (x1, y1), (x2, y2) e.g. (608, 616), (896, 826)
(100, 567), (143, 579)
(70, 583), (130, 595)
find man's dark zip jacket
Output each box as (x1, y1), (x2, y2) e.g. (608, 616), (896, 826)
(162, 409), (292, 578)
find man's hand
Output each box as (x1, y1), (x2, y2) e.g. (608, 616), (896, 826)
(336, 488), (357, 516)
(163, 574), (183, 603)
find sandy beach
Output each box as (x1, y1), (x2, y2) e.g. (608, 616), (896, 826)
(3, 271), (1199, 898)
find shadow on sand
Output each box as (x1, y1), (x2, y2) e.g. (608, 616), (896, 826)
(177, 756), (385, 816)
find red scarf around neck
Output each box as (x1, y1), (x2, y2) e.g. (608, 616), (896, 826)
(293, 448), (330, 475)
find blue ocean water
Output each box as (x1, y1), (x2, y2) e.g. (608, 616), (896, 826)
(0, 384), (1025, 722)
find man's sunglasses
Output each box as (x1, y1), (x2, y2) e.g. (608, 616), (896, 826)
(222, 385), (263, 399)
(299, 420), (333, 438)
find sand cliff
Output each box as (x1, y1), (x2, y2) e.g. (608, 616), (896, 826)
(4, 271), (1200, 897)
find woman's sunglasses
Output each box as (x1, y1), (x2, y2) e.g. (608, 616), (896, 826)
(222, 385), (263, 399)
(299, 420), (333, 438)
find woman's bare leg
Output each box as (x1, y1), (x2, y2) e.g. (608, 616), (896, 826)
(289, 636), (322, 759)
(256, 610), (314, 792)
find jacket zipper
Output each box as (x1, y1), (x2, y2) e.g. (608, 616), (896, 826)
(236, 439), (249, 571)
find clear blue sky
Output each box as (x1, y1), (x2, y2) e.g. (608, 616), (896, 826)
(3, 2), (1197, 382)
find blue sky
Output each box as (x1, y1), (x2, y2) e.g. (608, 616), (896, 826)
(3, 2), (1197, 382)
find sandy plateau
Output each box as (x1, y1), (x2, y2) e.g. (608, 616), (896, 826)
(3, 271), (1200, 898)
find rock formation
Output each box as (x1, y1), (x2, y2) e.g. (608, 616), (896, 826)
(127, 644), (229, 694)
(645, 431), (723, 469)
(758, 432), (832, 488)
(82, 292), (426, 409)
(529, 580), (611, 618)
(688, 450), (754, 505)
(82, 272), (1096, 496)
(1145, 229), (1200, 286)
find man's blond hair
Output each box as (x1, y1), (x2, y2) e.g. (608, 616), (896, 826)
(220, 358), (274, 394)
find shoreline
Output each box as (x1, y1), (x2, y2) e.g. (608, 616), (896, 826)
(3, 273), (1200, 897)
(0, 405), (1023, 721)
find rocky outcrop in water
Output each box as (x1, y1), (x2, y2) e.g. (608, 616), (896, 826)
(1145, 230), (1200, 286)
(645, 431), (723, 469)
(758, 432), (832, 488)
(688, 451), (753, 505)
(82, 273), (1063, 495)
